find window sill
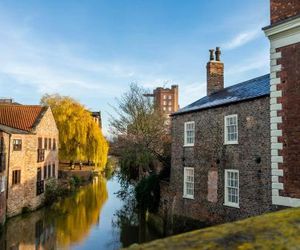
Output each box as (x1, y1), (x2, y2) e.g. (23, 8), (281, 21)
(183, 144), (194, 147)
(223, 202), (240, 208)
(224, 141), (238, 145)
(183, 196), (194, 200)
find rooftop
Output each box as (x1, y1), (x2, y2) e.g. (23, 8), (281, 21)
(173, 74), (270, 116)
(0, 105), (47, 132)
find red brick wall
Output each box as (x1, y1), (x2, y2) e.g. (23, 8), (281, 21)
(277, 42), (300, 198)
(206, 61), (224, 95)
(271, 0), (300, 24)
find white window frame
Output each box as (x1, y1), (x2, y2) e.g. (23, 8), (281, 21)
(0, 176), (6, 192)
(184, 121), (195, 147)
(224, 114), (238, 145)
(224, 169), (239, 208)
(183, 167), (194, 199)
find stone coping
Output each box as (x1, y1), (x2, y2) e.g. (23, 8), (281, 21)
(125, 208), (300, 249)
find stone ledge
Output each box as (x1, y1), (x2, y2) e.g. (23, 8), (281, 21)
(125, 208), (300, 250)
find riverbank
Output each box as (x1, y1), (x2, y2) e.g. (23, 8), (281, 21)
(126, 207), (300, 249)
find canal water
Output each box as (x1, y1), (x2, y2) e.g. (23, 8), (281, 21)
(0, 175), (161, 250)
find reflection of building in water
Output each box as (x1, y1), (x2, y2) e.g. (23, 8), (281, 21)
(0, 177), (108, 249)
(4, 209), (56, 250)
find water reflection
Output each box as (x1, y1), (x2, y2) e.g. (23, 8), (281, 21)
(0, 174), (165, 250)
(1, 176), (108, 250)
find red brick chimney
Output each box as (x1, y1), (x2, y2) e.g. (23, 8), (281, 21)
(271, 0), (300, 24)
(206, 47), (224, 95)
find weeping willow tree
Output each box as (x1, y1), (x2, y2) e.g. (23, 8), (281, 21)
(41, 94), (108, 169)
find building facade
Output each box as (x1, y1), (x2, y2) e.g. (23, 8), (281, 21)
(263, 0), (300, 207)
(145, 85), (179, 116)
(0, 131), (8, 225)
(167, 49), (275, 224)
(0, 105), (59, 218)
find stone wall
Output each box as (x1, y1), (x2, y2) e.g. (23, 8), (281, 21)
(6, 108), (59, 217)
(168, 97), (275, 224)
(271, 0), (300, 24)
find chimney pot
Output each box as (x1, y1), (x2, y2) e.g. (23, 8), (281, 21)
(206, 47), (224, 95)
(215, 47), (221, 61)
(209, 49), (215, 61)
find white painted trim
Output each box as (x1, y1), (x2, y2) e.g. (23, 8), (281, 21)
(183, 167), (194, 199)
(224, 114), (238, 145)
(264, 16), (300, 37)
(184, 121), (195, 147)
(224, 169), (239, 208)
(272, 196), (300, 207)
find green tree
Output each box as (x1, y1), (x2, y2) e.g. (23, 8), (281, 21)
(110, 83), (171, 182)
(41, 94), (108, 170)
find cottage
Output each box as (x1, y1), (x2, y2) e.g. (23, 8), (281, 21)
(168, 48), (276, 224)
(0, 104), (59, 219)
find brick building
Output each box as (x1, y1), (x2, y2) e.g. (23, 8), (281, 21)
(91, 111), (102, 129)
(145, 85), (179, 116)
(166, 48), (275, 224)
(263, 0), (300, 207)
(0, 105), (59, 218)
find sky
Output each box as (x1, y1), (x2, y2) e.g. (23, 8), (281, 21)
(0, 0), (271, 136)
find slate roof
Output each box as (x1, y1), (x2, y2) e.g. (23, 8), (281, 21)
(0, 105), (48, 132)
(173, 74), (270, 116)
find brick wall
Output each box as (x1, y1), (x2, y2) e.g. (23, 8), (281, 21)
(168, 97), (275, 224)
(6, 108), (59, 217)
(271, 0), (300, 24)
(276, 42), (300, 199)
(206, 61), (224, 95)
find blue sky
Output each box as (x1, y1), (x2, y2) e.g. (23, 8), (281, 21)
(0, 0), (270, 135)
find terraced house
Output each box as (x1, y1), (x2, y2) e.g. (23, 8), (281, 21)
(168, 49), (275, 224)
(0, 104), (59, 219)
(166, 0), (300, 224)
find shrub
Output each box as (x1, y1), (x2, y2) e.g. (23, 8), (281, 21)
(21, 206), (30, 214)
(45, 179), (69, 206)
(135, 174), (160, 213)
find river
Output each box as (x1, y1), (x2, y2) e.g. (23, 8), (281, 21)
(0, 175), (162, 250)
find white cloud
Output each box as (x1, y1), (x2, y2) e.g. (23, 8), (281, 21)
(222, 29), (261, 50)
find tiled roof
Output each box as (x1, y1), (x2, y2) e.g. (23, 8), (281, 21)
(0, 105), (47, 132)
(173, 74), (270, 116)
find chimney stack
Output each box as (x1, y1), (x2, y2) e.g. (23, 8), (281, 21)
(206, 47), (224, 95)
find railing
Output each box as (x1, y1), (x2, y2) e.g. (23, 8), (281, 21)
(37, 149), (45, 163)
(36, 180), (44, 196)
(0, 153), (6, 172)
